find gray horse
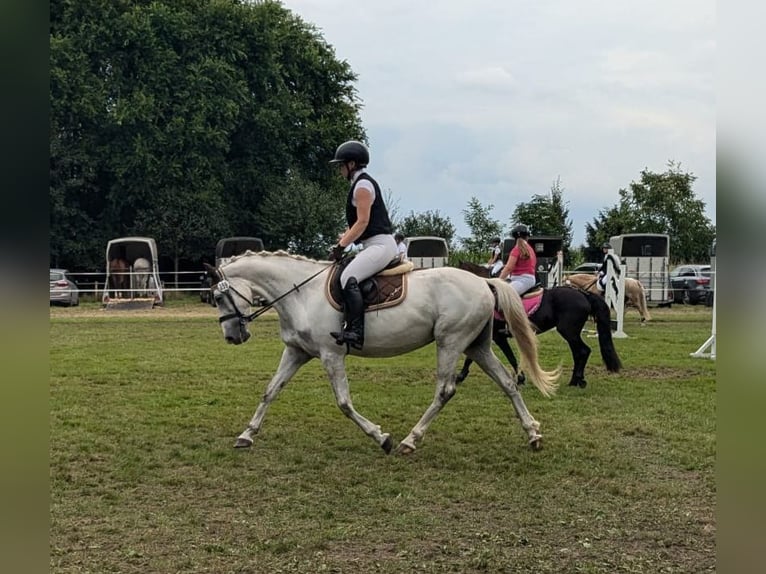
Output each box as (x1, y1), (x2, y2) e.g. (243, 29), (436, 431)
(205, 251), (560, 454)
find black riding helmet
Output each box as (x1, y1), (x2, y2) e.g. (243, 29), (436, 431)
(511, 224), (530, 239)
(490, 236), (501, 244)
(329, 140), (369, 167)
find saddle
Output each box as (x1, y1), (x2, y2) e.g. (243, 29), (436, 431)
(326, 257), (415, 312)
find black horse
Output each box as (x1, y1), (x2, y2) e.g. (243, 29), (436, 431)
(457, 261), (622, 388)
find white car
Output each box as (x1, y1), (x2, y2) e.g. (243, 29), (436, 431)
(50, 269), (79, 306)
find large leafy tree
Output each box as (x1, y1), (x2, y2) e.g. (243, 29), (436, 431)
(398, 210), (456, 248)
(585, 162), (715, 263)
(50, 0), (363, 271)
(459, 197), (504, 258)
(511, 177), (574, 265)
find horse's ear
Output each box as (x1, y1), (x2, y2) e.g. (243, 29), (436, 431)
(203, 263), (221, 283)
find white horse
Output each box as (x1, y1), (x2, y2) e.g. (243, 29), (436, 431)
(132, 257), (151, 297)
(205, 251), (560, 454)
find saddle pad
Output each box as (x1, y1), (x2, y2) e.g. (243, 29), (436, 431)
(326, 267), (409, 312)
(493, 289), (544, 320)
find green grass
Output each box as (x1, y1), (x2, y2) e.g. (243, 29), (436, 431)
(50, 300), (715, 573)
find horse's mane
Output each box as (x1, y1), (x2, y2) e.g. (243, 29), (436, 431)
(226, 249), (326, 265)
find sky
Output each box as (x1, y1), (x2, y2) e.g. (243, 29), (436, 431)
(280, 0), (716, 246)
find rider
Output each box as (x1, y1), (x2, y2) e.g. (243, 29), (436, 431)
(486, 236), (503, 277)
(327, 140), (397, 350)
(498, 224), (537, 295)
(596, 242), (612, 292)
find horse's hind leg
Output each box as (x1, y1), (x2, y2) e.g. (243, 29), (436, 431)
(466, 346), (543, 449)
(321, 352), (393, 454)
(397, 345), (462, 455)
(235, 346), (312, 448)
(457, 321), (523, 385)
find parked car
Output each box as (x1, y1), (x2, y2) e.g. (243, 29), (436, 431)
(571, 262), (601, 274)
(50, 269), (79, 306)
(669, 264), (712, 305)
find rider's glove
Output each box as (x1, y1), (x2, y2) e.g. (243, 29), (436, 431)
(329, 244), (346, 262)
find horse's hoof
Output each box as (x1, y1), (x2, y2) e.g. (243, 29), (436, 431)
(395, 442), (416, 456)
(455, 373), (466, 384)
(233, 437), (253, 449)
(529, 437), (543, 451)
(568, 380), (579, 387)
(381, 434), (393, 454)
(578, 380), (588, 389)
(517, 373), (526, 386)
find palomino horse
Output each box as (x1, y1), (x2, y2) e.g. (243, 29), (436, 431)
(457, 261), (622, 388)
(108, 258), (129, 298)
(205, 251), (560, 454)
(565, 273), (651, 323)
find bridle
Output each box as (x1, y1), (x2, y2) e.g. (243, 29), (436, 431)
(214, 263), (336, 325)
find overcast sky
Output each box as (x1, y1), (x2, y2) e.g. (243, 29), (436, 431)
(281, 0), (716, 245)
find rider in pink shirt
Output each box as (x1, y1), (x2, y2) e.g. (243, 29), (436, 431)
(499, 224), (537, 295)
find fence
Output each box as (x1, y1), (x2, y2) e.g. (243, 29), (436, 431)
(62, 267), (715, 305)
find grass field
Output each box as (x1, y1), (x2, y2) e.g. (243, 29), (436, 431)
(50, 298), (716, 573)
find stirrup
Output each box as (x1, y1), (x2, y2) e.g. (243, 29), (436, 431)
(330, 330), (363, 350)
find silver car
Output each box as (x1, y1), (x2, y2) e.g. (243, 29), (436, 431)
(50, 269), (79, 306)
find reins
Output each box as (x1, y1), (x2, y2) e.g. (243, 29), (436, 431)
(216, 261), (338, 324)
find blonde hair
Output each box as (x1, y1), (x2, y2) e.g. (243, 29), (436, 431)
(516, 237), (531, 259)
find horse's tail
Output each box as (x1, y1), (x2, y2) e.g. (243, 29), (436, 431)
(634, 279), (651, 322)
(584, 291), (622, 373)
(486, 279), (560, 397)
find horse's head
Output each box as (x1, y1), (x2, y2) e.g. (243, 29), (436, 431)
(204, 263), (253, 345)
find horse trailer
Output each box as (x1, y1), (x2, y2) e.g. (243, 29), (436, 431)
(404, 236), (449, 268)
(201, 237), (265, 305)
(103, 237), (163, 308)
(609, 233), (672, 306)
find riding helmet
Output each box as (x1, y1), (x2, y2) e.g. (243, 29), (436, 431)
(511, 224), (530, 239)
(329, 140), (369, 166)
(602, 242), (612, 250)
(490, 236), (501, 244)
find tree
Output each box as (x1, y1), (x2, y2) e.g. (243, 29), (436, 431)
(50, 0), (364, 270)
(585, 162), (715, 263)
(460, 197), (504, 258)
(258, 173), (346, 258)
(511, 177), (574, 265)
(398, 210), (456, 248)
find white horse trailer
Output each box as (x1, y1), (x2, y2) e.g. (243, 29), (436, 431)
(405, 236), (449, 268)
(610, 233), (672, 306)
(103, 236), (163, 309)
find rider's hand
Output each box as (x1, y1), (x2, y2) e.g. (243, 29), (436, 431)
(329, 244), (346, 262)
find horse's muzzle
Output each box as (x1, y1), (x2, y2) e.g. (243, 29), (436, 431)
(225, 329), (251, 345)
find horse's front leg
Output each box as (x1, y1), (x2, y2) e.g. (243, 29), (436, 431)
(321, 352), (393, 454)
(397, 346), (462, 455)
(456, 357), (472, 384)
(493, 324), (525, 385)
(235, 345), (312, 448)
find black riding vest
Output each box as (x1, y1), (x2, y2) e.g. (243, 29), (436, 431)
(345, 172), (392, 241)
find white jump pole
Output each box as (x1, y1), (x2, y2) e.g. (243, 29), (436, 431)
(603, 253), (628, 338)
(691, 251), (716, 359)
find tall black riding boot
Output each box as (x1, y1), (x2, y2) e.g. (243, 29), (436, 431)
(331, 277), (365, 350)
